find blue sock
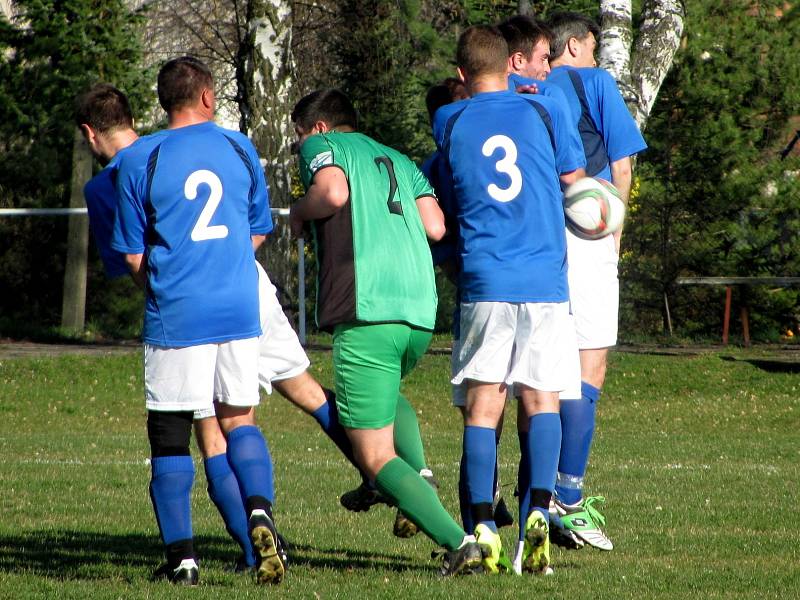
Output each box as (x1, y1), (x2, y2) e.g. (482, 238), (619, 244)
(463, 425), (497, 533)
(527, 413), (562, 525)
(150, 455), (194, 546)
(458, 453), (473, 533)
(311, 394), (357, 468)
(205, 454), (256, 567)
(555, 382), (600, 505)
(517, 430), (530, 541)
(226, 425), (274, 508)
(493, 428), (501, 501)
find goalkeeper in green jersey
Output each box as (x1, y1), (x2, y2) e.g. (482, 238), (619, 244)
(290, 89), (484, 576)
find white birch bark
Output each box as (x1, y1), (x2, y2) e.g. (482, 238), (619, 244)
(598, 0), (685, 131)
(628, 0), (685, 130)
(243, 0), (297, 308)
(597, 0), (633, 86)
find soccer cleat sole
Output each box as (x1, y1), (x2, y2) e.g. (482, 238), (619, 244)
(251, 525), (285, 584)
(393, 509), (419, 538)
(523, 512), (551, 575)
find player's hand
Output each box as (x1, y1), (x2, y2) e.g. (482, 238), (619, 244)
(515, 83), (539, 95)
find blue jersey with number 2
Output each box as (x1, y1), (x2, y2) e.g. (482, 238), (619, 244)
(112, 121), (271, 346)
(434, 90), (582, 304)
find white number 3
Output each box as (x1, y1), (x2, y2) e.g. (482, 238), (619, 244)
(482, 135), (522, 203)
(185, 170), (229, 241)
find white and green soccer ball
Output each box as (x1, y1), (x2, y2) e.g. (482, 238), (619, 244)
(563, 177), (625, 240)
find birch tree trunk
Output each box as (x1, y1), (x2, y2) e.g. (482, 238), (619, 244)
(241, 0), (298, 313)
(598, 0), (685, 130)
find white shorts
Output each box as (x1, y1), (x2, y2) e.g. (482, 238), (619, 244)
(145, 337), (260, 413)
(567, 231), (619, 349)
(189, 263), (309, 420)
(255, 262), (310, 394)
(450, 338), (468, 407)
(452, 301), (578, 393)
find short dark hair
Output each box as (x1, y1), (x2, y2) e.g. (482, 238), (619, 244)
(74, 84), (133, 132)
(157, 56), (214, 113)
(425, 78), (465, 123)
(497, 15), (553, 58)
(547, 12), (600, 61)
(291, 89), (357, 131)
(456, 25), (509, 80)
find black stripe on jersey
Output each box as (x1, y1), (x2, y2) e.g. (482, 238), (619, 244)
(144, 143), (162, 207)
(566, 70), (609, 177)
(441, 106), (468, 159)
(522, 98), (556, 155)
(223, 134), (257, 203)
(144, 143), (163, 247)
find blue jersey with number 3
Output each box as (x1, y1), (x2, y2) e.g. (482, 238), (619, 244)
(433, 90), (581, 303)
(112, 121), (271, 346)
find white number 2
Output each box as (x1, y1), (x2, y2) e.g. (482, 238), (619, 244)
(482, 135), (522, 203)
(184, 170), (229, 241)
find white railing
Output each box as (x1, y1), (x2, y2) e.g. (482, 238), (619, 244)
(0, 207), (307, 344)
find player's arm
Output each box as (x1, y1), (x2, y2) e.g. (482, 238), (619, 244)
(111, 150), (150, 289)
(290, 166), (349, 236)
(124, 253), (147, 289)
(560, 168), (584, 187)
(416, 195), (445, 241)
(251, 234), (266, 251)
(610, 156), (632, 252)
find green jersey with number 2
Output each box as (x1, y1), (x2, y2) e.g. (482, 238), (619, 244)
(298, 132), (437, 331)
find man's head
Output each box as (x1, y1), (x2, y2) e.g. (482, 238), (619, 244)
(425, 77), (469, 124)
(498, 15), (553, 80)
(291, 89), (357, 145)
(157, 56), (215, 118)
(74, 83), (134, 163)
(547, 12), (599, 68)
(456, 25), (509, 90)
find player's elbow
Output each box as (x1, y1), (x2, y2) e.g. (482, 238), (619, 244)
(325, 183), (350, 210)
(425, 219), (447, 242)
(610, 157), (632, 181)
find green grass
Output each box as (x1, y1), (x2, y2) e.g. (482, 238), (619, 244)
(0, 349), (798, 598)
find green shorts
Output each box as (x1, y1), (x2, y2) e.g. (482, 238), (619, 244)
(332, 322), (432, 429)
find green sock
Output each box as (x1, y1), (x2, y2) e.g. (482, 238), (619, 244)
(375, 457), (465, 550)
(393, 394), (427, 472)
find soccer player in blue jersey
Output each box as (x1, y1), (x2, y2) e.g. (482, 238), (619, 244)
(78, 83), (368, 581)
(423, 81), (517, 536)
(545, 12), (648, 550)
(111, 57), (286, 586)
(433, 25), (583, 576)
(496, 14), (589, 556)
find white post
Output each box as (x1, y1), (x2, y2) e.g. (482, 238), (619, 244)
(297, 237), (306, 345)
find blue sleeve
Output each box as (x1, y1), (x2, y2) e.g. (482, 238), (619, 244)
(242, 137), (273, 236)
(590, 69), (647, 161)
(111, 151), (148, 255)
(84, 171), (129, 278)
(432, 99), (468, 151)
(426, 153), (459, 267)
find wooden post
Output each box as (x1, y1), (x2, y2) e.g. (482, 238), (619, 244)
(722, 286), (732, 345)
(664, 292), (673, 336)
(60, 130), (93, 333)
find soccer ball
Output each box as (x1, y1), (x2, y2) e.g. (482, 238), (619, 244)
(563, 177), (625, 240)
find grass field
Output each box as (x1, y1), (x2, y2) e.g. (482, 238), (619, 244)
(0, 346), (798, 598)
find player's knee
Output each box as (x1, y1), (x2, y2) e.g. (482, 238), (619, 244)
(147, 410), (193, 457)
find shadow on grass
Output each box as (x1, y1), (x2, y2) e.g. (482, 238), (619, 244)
(286, 542), (426, 573)
(720, 355), (800, 373)
(0, 530), (429, 580)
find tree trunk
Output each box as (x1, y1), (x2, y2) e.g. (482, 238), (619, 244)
(241, 0), (298, 315)
(518, 0), (535, 17)
(61, 129), (92, 332)
(598, 0), (685, 130)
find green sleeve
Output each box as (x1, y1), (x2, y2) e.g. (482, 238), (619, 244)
(298, 134), (340, 190)
(410, 160), (435, 199)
